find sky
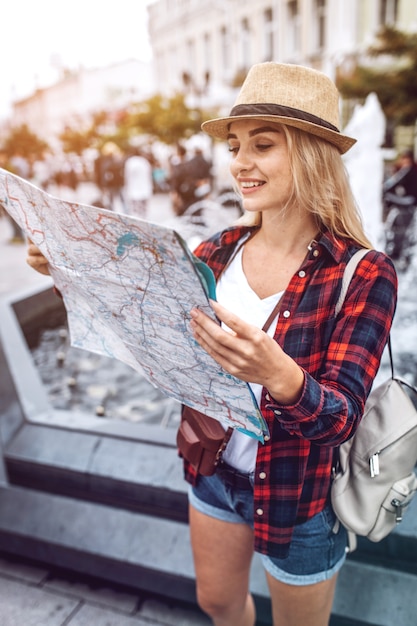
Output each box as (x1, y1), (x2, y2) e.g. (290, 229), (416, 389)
(0, 0), (154, 119)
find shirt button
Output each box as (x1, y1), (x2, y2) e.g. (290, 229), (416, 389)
(274, 409), (282, 416)
(259, 471), (267, 480)
(283, 310), (290, 318)
(313, 249), (320, 257)
(298, 270), (306, 278)
(265, 393), (271, 401)
(264, 435), (270, 442)
(256, 508), (264, 516)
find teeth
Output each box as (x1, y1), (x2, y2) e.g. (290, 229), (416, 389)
(241, 181), (263, 188)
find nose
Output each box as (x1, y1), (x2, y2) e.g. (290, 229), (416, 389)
(230, 147), (253, 177)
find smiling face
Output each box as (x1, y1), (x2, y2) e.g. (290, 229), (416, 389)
(227, 120), (294, 215)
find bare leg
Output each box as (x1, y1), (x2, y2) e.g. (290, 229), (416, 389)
(266, 570), (339, 626)
(189, 503), (256, 626)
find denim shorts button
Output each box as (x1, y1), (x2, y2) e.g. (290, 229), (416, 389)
(256, 508), (264, 516)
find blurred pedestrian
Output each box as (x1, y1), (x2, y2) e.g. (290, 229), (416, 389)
(123, 148), (153, 219)
(169, 144), (213, 216)
(1, 150), (26, 243)
(94, 142), (125, 211)
(383, 148), (417, 263)
(169, 143), (190, 215)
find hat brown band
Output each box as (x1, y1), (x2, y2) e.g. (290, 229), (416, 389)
(228, 103), (340, 133)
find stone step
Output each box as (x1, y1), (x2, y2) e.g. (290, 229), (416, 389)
(332, 559), (417, 626)
(4, 421), (188, 522)
(6, 420), (417, 578)
(0, 485), (416, 626)
(0, 484), (271, 625)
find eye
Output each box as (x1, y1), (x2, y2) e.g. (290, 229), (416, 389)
(256, 143), (273, 152)
(228, 145), (239, 155)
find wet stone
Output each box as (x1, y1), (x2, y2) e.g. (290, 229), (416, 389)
(31, 325), (181, 428)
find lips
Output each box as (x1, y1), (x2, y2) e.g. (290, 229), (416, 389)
(239, 180), (265, 192)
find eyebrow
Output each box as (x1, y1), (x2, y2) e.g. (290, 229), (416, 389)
(226, 125), (281, 140)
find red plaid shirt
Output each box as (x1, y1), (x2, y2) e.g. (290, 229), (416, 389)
(183, 225), (398, 558)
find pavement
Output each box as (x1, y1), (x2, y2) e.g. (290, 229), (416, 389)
(0, 186), (212, 625)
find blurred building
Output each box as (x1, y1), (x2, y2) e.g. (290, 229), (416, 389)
(3, 0), (417, 153)
(148, 0), (417, 118)
(3, 59), (155, 152)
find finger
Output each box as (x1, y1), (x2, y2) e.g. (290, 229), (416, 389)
(209, 299), (253, 337)
(26, 247), (50, 275)
(27, 243), (43, 256)
(190, 307), (237, 345)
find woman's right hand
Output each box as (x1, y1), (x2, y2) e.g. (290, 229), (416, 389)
(26, 241), (50, 276)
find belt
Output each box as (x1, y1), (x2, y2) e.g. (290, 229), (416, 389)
(216, 460), (253, 490)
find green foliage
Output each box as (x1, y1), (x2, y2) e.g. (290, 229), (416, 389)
(125, 93), (210, 145)
(337, 26), (417, 126)
(59, 126), (97, 155)
(58, 94), (210, 154)
(1, 92), (218, 167)
(2, 124), (49, 161)
(59, 110), (133, 155)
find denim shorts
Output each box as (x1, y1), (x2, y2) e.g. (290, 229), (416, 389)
(189, 472), (348, 586)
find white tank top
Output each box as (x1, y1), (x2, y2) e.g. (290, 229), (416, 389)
(215, 245), (283, 472)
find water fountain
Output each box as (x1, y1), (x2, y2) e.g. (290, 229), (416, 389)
(343, 92), (386, 248)
(343, 93), (417, 388)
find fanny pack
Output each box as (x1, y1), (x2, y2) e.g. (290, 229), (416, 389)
(176, 406), (232, 476)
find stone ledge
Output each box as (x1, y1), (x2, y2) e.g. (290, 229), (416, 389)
(0, 485), (272, 623)
(5, 421), (188, 522)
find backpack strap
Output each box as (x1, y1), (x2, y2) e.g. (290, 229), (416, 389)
(334, 248), (395, 377)
(335, 248), (370, 317)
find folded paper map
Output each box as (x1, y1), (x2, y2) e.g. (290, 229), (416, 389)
(0, 168), (268, 441)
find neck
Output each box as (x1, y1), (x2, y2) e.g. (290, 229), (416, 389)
(256, 210), (319, 256)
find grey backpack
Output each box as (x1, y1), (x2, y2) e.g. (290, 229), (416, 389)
(331, 250), (417, 548)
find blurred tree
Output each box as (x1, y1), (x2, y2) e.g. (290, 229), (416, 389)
(125, 93), (212, 145)
(59, 125), (97, 155)
(59, 110), (129, 157)
(337, 26), (417, 130)
(2, 124), (49, 161)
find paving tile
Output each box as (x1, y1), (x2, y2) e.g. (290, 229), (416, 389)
(0, 553), (49, 584)
(44, 573), (139, 612)
(140, 597), (211, 625)
(0, 577), (79, 625)
(67, 603), (151, 625)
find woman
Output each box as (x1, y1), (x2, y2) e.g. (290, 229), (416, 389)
(27, 63), (397, 626)
(183, 63), (397, 626)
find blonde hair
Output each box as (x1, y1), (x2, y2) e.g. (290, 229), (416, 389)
(238, 125), (372, 248)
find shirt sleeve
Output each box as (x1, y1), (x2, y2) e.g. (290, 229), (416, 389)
(265, 250), (398, 446)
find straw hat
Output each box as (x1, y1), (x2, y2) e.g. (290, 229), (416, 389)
(201, 62), (356, 154)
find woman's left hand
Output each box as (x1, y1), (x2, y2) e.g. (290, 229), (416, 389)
(26, 240), (51, 276)
(190, 300), (304, 404)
